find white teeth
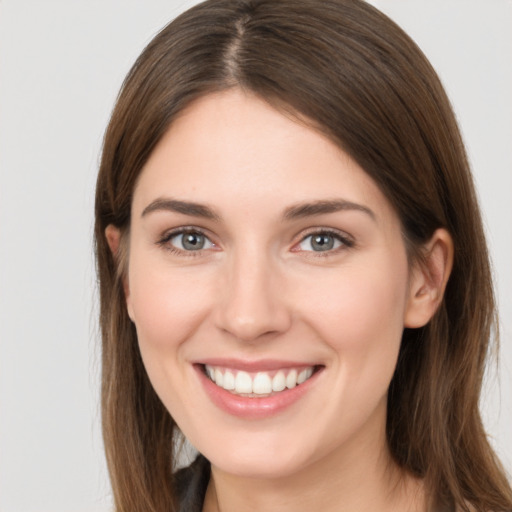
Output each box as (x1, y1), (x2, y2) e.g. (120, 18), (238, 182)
(272, 371), (286, 392)
(223, 370), (235, 390)
(253, 372), (272, 394)
(286, 369), (298, 389)
(205, 365), (316, 395)
(235, 371), (253, 394)
(297, 368), (313, 384)
(214, 368), (224, 387)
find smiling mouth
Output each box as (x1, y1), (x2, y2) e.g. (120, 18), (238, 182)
(202, 364), (321, 397)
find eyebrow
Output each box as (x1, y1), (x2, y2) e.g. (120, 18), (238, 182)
(283, 199), (376, 221)
(141, 198), (221, 220)
(141, 197), (375, 222)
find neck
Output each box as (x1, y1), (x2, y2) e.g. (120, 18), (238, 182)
(203, 417), (426, 512)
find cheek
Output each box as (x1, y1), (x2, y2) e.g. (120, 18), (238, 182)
(127, 255), (213, 357)
(296, 255), (409, 376)
(126, 257), (217, 419)
(290, 255), (410, 447)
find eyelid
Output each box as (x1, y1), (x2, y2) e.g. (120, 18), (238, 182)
(155, 225), (354, 256)
(291, 227), (355, 253)
(157, 226), (218, 255)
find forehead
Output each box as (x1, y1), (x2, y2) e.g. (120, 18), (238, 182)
(131, 89), (393, 223)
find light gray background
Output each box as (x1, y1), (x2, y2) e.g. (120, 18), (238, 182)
(0, 1), (510, 511)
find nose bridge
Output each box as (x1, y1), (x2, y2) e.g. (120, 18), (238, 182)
(215, 241), (290, 342)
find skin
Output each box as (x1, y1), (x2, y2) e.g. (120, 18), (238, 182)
(106, 89), (453, 512)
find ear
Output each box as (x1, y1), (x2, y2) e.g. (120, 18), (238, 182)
(105, 224), (122, 256)
(105, 224), (135, 322)
(404, 228), (454, 328)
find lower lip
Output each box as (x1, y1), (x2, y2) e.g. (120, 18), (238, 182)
(195, 365), (322, 420)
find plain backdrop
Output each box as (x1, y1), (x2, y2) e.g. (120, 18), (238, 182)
(0, 1), (510, 511)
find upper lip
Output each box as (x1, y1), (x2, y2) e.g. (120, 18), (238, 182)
(195, 358), (322, 372)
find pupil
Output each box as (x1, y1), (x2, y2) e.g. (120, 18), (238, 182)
(183, 233), (204, 250)
(312, 234), (334, 251)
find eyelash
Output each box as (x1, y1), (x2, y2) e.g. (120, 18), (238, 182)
(156, 227), (354, 256)
(293, 228), (355, 256)
(157, 227), (215, 257)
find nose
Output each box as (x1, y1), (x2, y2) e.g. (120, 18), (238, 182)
(214, 247), (292, 343)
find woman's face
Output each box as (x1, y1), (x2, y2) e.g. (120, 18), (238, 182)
(124, 90), (423, 478)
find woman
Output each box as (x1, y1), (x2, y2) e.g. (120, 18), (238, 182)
(94, 1), (512, 511)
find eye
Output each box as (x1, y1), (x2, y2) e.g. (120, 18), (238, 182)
(161, 229), (215, 252)
(296, 231), (352, 252)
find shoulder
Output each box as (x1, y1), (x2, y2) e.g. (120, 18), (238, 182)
(174, 454), (210, 512)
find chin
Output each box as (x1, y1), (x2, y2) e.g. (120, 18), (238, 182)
(210, 452), (308, 480)
(198, 432), (323, 480)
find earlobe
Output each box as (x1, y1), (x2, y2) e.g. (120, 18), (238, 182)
(404, 228), (454, 328)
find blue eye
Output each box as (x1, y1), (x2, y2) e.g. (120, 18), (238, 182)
(298, 232), (350, 252)
(167, 231), (214, 251)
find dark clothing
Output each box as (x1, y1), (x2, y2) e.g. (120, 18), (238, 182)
(175, 455), (210, 512)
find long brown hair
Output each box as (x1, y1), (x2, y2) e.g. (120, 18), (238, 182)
(94, 1), (512, 510)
